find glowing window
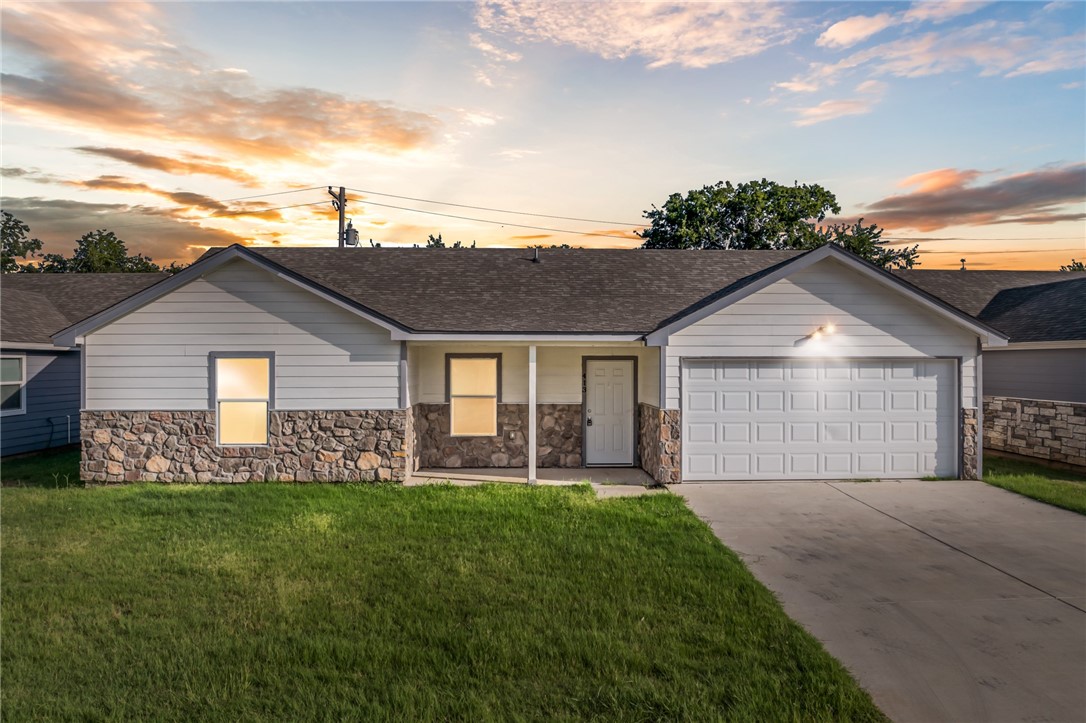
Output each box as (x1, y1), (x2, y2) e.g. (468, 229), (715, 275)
(448, 356), (498, 436)
(214, 356), (271, 445)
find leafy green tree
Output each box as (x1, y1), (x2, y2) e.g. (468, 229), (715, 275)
(1, 212), (43, 272)
(639, 179), (917, 269)
(803, 219), (918, 269)
(422, 233), (475, 248)
(36, 230), (161, 273)
(1060, 259), (1086, 272)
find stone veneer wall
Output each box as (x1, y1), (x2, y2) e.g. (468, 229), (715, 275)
(412, 403), (582, 468)
(638, 403), (681, 485)
(983, 396), (1086, 468)
(962, 408), (979, 480)
(81, 409), (410, 483)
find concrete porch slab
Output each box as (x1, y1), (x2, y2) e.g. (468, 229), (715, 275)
(407, 467), (659, 495)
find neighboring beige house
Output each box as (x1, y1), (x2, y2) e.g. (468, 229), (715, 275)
(55, 244), (1008, 484)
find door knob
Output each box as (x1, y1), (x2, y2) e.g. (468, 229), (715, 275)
(587, 418), (593, 426)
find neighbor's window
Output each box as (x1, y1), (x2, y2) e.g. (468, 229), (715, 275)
(1, 355), (26, 416)
(214, 355), (272, 445)
(447, 355), (499, 436)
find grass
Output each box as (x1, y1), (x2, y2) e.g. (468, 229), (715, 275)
(983, 455), (1086, 515)
(1, 447), (82, 488)
(0, 452), (885, 722)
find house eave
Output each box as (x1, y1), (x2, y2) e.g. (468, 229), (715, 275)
(394, 332), (645, 343)
(984, 340), (1086, 351)
(0, 341), (76, 351)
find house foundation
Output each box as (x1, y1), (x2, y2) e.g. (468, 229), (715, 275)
(80, 409), (410, 483)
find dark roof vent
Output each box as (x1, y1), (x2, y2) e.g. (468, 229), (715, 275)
(960, 258), (967, 271)
(532, 248), (540, 263)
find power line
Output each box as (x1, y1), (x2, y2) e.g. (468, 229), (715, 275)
(217, 186), (326, 203)
(886, 236), (1086, 242)
(346, 196), (641, 240)
(917, 248), (1083, 255)
(345, 186), (644, 227)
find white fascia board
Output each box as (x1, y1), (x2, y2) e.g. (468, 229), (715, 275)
(646, 245), (1009, 347)
(52, 245), (407, 346)
(393, 332), (644, 343)
(0, 341), (76, 351)
(985, 340), (1086, 350)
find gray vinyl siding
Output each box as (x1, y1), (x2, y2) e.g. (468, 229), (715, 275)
(84, 259), (402, 411)
(984, 348), (1086, 403)
(0, 350), (81, 456)
(663, 257), (979, 409)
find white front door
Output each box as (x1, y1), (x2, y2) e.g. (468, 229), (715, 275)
(584, 359), (635, 465)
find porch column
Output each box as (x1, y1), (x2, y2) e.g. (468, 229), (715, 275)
(528, 344), (537, 483)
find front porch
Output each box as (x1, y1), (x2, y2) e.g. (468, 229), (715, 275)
(405, 341), (675, 485)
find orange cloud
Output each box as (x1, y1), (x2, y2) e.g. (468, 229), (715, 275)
(864, 164), (1086, 231)
(1, 195), (250, 265)
(66, 176), (286, 221)
(75, 147), (260, 186)
(898, 168), (983, 193)
(1, 3), (441, 164)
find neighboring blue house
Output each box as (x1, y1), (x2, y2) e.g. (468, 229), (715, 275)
(1, 273), (166, 456)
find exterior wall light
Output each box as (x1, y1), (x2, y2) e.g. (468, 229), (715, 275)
(795, 323), (837, 347)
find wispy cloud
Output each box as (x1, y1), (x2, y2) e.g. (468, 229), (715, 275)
(64, 176), (286, 221)
(862, 164), (1086, 230)
(790, 79), (885, 126)
(902, 2), (990, 24)
(1, 2), (441, 164)
(496, 148), (541, 160)
(777, 1), (1083, 117)
(74, 147), (260, 186)
(817, 13), (897, 49)
(475, 1), (799, 69)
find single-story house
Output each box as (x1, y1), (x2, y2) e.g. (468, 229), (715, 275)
(898, 270), (1086, 467)
(1, 273), (167, 456)
(55, 243), (1009, 484)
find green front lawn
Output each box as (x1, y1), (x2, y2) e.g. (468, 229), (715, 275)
(1, 447), (82, 488)
(983, 455), (1086, 514)
(1, 463), (884, 721)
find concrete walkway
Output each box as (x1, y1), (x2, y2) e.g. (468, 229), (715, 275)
(678, 480), (1086, 723)
(407, 467), (661, 498)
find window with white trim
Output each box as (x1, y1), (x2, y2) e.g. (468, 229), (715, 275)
(1, 355), (26, 416)
(447, 355), (499, 436)
(213, 355), (272, 445)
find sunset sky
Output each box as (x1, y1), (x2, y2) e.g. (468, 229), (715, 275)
(2, 1), (1084, 269)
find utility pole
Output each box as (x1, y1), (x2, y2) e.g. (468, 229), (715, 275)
(327, 186), (346, 247)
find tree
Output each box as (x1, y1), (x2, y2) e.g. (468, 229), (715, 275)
(421, 233), (475, 248)
(638, 179), (917, 269)
(35, 230), (161, 273)
(1060, 259), (1086, 272)
(1, 212), (43, 272)
(804, 218), (918, 269)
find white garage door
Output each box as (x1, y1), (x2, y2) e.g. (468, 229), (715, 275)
(682, 359), (957, 481)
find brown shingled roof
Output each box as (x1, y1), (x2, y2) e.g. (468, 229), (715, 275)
(896, 270), (1086, 342)
(245, 247), (806, 334)
(1, 273), (168, 345)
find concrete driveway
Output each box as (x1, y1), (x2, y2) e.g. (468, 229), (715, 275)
(678, 480), (1086, 723)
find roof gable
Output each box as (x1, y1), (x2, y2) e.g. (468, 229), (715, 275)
(646, 245), (1007, 345)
